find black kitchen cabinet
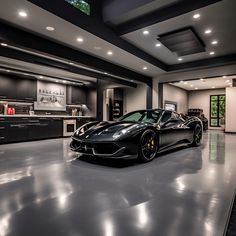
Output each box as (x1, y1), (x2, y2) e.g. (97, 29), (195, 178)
(67, 85), (87, 104)
(17, 79), (37, 101)
(49, 118), (63, 138)
(0, 75), (17, 99)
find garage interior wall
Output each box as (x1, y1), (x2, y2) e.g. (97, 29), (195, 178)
(225, 87), (236, 132)
(188, 88), (226, 130)
(162, 84), (188, 114)
(123, 83), (147, 114)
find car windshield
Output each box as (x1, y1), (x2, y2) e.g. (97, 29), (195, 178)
(119, 110), (162, 123)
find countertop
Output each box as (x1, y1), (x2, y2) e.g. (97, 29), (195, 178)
(0, 115), (94, 118)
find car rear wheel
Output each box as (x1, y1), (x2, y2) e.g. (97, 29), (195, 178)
(191, 124), (202, 146)
(138, 129), (158, 162)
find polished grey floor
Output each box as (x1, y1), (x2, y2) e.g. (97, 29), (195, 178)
(0, 131), (235, 236)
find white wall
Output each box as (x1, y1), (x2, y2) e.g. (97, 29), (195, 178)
(163, 84), (188, 114)
(124, 84), (147, 114)
(225, 87), (236, 132)
(189, 89), (226, 129)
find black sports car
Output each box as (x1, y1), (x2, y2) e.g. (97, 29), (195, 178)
(70, 109), (203, 162)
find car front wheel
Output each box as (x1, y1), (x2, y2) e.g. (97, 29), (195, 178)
(138, 129), (158, 162)
(191, 124), (202, 146)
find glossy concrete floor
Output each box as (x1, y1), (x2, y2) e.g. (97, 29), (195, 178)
(0, 131), (235, 236)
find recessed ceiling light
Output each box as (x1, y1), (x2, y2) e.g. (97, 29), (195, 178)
(190, 84), (194, 87)
(211, 40), (218, 45)
(200, 78), (204, 81)
(18, 11), (27, 17)
(195, 88), (199, 90)
(184, 82), (188, 84)
(223, 76), (227, 79)
(6, 70), (10, 72)
(56, 80), (59, 83)
(143, 30), (149, 35)
(211, 86), (215, 89)
(180, 80), (184, 83)
(63, 80), (67, 83)
(130, 80), (134, 82)
(107, 51), (113, 55)
(178, 58), (183, 61)
(46, 26), (55, 31)
(0, 43), (8, 47)
(205, 29), (212, 34)
(193, 13), (200, 19)
(39, 76), (44, 79)
(104, 72), (108, 75)
(209, 51), (215, 55)
(226, 80), (230, 83)
(69, 62), (74, 65)
(143, 66), (148, 70)
(155, 43), (161, 47)
(77, 37), (84, 42)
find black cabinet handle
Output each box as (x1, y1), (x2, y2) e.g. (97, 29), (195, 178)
(0, 137), (5, 140)
(0, 96), (7, 98)
(25, 97), (33, 100)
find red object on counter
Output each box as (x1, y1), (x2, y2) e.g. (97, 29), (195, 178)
(7, 107), (15, 115)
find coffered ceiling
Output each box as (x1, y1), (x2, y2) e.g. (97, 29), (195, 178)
(0, 0), (236, 83)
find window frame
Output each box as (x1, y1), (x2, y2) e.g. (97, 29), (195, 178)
(210, 94), (225, 127)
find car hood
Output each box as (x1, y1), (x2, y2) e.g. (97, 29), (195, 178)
(73, 121), (141, 141)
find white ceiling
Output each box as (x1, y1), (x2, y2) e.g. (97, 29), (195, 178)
(170, 75), (235, 91)
(123, 0), (236, 64)
(0, 0), (164, 77)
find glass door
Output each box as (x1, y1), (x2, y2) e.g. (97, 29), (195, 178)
(210, 95), (225, 127)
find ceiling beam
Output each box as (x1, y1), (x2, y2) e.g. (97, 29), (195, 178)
(115, 0), (223, 35)
(0, 21), (149, 86)
(28, 0), (167, 71)
(168, 54), (236, 71)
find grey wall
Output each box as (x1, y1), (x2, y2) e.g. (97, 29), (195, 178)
(124, 84), (147, 114)
(163, 84), (188, 113)
(188, 88), (226, 129)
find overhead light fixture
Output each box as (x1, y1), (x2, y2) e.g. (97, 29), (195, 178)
(46, 26), (55, 31)
(205, 29), (212, 34)
(195, 88), (199, 90)
(143, 66), (148, 70)
(104, 72), (108, 75)
(107, 51), (113, 56)
(222, 76), (227, 79)
(18, 11), (27, 18)
(143, 30), (149, 35)
(200, 78), (204, 81)
(193, 13), (200, 19)
(178, 58), (183, 61)
(63, 80), (67, 83)
(226, 80), (230, 83)
(209, 51), (215, 55)
(180, 80), (184, 83)
(6, 70), (10, 72)
(69, 62), (74, 65)
(211, 40), (218, 45)
(56, 80), (59, 83)
(77, 37), (84, 42)
(211, 86), (215, 89)
(39, 76), (44, 79)
(155, 43), (161, 47)
(130, 80), (134, 82)
(184, 82), (188, 84)
(190, 84), (194, 87)
(0, 43), (8, 47)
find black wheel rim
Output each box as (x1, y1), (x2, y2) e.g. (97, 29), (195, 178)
(195, 126), (202, 144)
(141, 130), (158, 159)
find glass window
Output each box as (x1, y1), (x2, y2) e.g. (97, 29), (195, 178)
(160, 111), (172, 123)
(210, 95), (225, 127)
(65, 0), (91, 15)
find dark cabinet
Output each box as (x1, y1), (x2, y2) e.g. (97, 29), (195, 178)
(67, 85), (87, 104)
(0, 74), (37, 101)
(17, 79), (37, 101)
(49, 118), (63, 138)
(0, 75), (17, 99)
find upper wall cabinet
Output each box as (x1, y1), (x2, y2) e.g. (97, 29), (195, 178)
(0, 74), (37, 101)
(17, 78), (37, 101)
(0, 75), (17, 99)
(67, 85), (87, 105)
